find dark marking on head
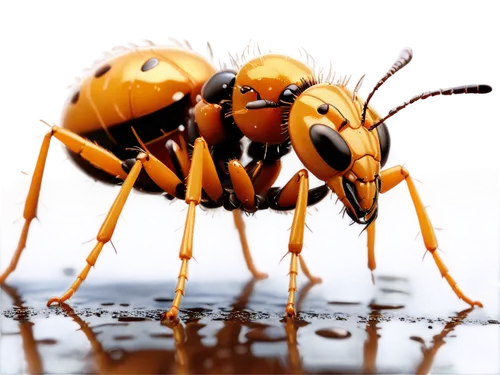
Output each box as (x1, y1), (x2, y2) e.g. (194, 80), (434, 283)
(375, 122), (391, 167)
(70, 89), (80, 104)
(94, 64), (111, 78)
(141, 58), (159, 72)
(310, 124), (351, 171)
(317, 103), (329, 115)
(201, 70), (236, 104)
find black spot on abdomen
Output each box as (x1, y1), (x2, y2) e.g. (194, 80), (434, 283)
(94, 64), (111, 78)
(141, 58), (159, 72)
(70, 89), (80, 104)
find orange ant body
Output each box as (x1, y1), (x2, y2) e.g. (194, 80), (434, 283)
(0, 43), (491, 322)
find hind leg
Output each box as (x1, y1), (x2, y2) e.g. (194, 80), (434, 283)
(0, 126), (127, 284)
(47, 161), (143, 305)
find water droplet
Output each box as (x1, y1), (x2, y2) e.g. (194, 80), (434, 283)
(37, 339), (57, 345)
(118, 316), (148, 322)
(377, 275), (409, 282)
(92, 322), (129, 329)
(113, 335), (134, 341)
(1, 332), (20, 336)
(245, 326), (287, 342)
(369, 303), (405, 310)
(315, 328), (351, 339)
(154, 297), (173, 303)
(150, 333), (173, 339)
(328, 301), (361, 305)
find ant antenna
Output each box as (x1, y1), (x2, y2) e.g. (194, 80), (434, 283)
(370, 84), (492, 129)
(361, 48), (413, 126)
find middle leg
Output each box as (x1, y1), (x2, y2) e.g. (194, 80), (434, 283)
(228, 159), (270, 278)
(163, 137), (224, 321)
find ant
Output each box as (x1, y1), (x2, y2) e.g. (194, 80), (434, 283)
(0, 42), (491, 322)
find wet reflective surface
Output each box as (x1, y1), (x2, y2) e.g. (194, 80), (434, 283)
(1, 278), (499, 374)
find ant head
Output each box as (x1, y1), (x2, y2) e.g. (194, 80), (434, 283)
(288, 84), (383, 225)
(288, 84), (355, 181)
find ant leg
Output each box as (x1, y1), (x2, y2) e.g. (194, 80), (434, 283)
(0, 126), (127, 284)
(229, 160), (257, 211)
(232, 210), (268, 279)
(165, 139), (190, 180)
(0, 130), (53, 284)
(367, 220), (376, 283)
(163, 138), (223, 321)
(282, 169), (309, 317)
(49, 151), (186, 306)
(380, 165), (482, 307)
(249, 160), (282, 195)
(48, 160), (143, 305)
(228, 160), (281, 280)
(269, 176), (325, 286)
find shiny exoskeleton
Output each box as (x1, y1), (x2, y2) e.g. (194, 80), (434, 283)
(0, 43), (492, 322)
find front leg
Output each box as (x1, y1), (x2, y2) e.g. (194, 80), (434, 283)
(367, 220), (376, 284)
(274, 169), (323, 317)
(269, 182), (330, 288)
(380, 165), (482, 307)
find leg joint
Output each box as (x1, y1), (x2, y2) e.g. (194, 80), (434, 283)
(136, 152), (149, 162)
(401, 166), (409, 178)
(297, 169), (308, 179)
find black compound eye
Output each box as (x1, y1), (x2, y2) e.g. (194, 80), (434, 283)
(317, 103), (329, 115)
(141, 58), (159, 72)
(94, 64), (111, 78)
(201, 70), (236, 104)
(310, 124), (351, 171)
(279, 84), (300, 105)
(375, 122), (391, 168)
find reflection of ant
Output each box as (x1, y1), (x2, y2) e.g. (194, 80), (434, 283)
(1, 280), (315, 374)
(361, 306), (474, 375)
(363, 309), (381, 374)
(0, 283), (476, 374)
(410, 307), (474, 375)
(1, 283), (44, 375)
